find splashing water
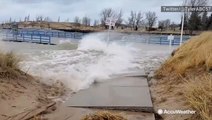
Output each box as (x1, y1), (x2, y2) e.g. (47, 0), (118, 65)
(21, 33), (140, 92)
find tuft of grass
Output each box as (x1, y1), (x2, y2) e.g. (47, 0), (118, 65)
(0, 51), (21, 78)
(81, 111), (127, 120)
(183, 75), (212, 120)
(156, 32), (212, 77)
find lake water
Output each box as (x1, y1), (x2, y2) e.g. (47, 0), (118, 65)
(0, 32), (176, 92)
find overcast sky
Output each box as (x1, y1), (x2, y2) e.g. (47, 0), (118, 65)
(0, 0), (211, 24)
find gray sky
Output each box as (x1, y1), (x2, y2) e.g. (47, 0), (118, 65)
(0, 0), (211, 24)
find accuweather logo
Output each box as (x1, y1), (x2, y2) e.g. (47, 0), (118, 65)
(157, 109), (196, 115)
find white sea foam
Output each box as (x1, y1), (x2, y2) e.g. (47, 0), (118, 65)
(21, 33), (140, 92)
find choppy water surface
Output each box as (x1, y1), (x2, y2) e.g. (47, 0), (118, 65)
(0, 32), (175, 92)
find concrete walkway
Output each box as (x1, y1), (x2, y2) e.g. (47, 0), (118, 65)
(45, 104), (155, 120)
(65, 75), (154, 113)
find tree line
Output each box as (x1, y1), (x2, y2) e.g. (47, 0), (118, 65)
(4, 0), (212, 34)
(73, 9), (159, 31)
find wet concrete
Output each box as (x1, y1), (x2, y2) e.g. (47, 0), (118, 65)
(112, 70), (147, 78)
(66, 76), (153, 112)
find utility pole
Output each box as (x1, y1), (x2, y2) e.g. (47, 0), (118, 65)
(180, 12), (184, 46)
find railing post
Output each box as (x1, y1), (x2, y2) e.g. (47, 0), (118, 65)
(31, 34), (33, 42)
(23, 34), (24, 42)
(49, 36), (51, 45)
(15, 34), (17, 41)
(148, 36), (150, 44)
(40, 35), (42, 44)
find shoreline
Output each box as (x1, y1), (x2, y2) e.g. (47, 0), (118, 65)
(2, 27), (199, 36)
(1, 21), (204, 36)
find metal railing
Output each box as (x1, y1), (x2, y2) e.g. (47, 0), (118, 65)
(2, 29), (86, 44)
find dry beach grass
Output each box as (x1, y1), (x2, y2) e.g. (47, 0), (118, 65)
(153, 31), (212, 120)
(183, 74), (212, 120)
(156, 32), (212, 76)
(0, 52), (21, 78)
(81, 111), (127, 120)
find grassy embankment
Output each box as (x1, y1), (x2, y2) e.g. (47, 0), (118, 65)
(155, 32), (212, 120)
(0, 51), (65, 120)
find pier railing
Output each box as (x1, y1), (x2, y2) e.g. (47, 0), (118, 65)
(4, 31), (52, 44)
(122, 35), (190, 45)
(2, 29), (86, 45)
(17, 29), (85, 39)
(2, 29), (190, 45)
(147, 36), (189, 45)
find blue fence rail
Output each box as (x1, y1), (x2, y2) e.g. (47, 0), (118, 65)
(148, 36), (189, 45)
(17, 29), (85, 39)
(2, 29), (191, 45)
(2, 29), (86, 44)
(4, 32), (52, 44)
(121, 35), (190, 45)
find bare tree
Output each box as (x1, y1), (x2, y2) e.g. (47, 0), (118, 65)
(44, 17), (51, 22)
(116, 10), (123, 28)
(36, 16), (43, 22)
(128, 11), (143, 31)
(93, 20), (99, 26)
(35, 16), (38, 22)
(27, 14), (30, 21)
(100, 8), (125, 29)
(9, 17), (12, 23)
(82, 16), (91, 26)
(100, 8), (115, 28)
(145, 11), (157, 30)
(139, 19), (146, 28)
(24, 16), (27, 22)
(74, 16), (81, 24)
(135, 12), (142, 30)
(65, 18), (70, 22)
(58, 16), (60, 22)
(24, 15), (30, 22)
(186, 0), (208, 6)
(128, 11), (136, 30)
(170, 22), (178, 31)
(158, 19), (171, 31)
